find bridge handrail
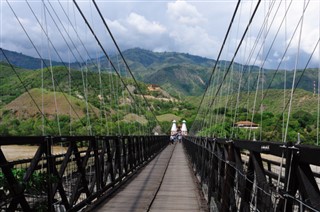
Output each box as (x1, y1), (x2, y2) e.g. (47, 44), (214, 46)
(183, 136), (320, 212)
(0, 135), (169, 211)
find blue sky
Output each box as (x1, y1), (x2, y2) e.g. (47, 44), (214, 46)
(1, 0), (320, 69)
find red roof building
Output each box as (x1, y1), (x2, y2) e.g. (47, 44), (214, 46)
(234, 121), (259, 129)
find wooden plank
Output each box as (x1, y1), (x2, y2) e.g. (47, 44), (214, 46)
(96, 144), (174, 211)
(97, 143), (208, 212)
(149, 143), (204, 212)
(96, 143), (207, 212)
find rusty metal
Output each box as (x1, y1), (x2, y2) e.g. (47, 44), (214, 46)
(0, 135), (168, 211)
(183, 136), (320, 211)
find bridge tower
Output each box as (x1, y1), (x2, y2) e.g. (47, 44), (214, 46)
(181, 120), (188, 135)
(171, 120), (177, 135)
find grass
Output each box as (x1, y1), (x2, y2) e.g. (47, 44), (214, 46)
(207, 89), (319, 115)
(156, 113), (181, 122)
(4, 88), (99, 118)
(123, 113), (148, 124)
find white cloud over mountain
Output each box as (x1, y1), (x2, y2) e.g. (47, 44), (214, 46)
(0, 0), (319, 69)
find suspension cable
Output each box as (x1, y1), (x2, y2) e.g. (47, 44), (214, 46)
(6, 0), (87, 131)
(25, 0), (102, 122)
(235, 0), (309, 139)
(0, 48), (57, 134)
(317, 1), (320, 146)
(207, 0), (262, 114)
(28, 0), (101, 122)
(271, 37), (320, 137)
(45, 0), (108, 97)
(73, 0), (159, 134)
(92, 0), (162, 132)
(190, 0), (242, 134)
(43, 0), (62, 135)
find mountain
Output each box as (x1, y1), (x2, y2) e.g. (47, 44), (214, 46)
(0, 47), (314, 97)
(0, 49), (63, 70)
(144, 64), (209, 97)
(0, 62), (197, 135)
(118, 48), (216, 68)
(103, 48), (264, 96)
(1, 51), (320, 141)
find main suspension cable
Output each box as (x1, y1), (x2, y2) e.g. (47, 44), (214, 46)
(0, 48), (57, 134)
(207, 0), (262, 112)
(92, 0), (162, 132)
(5, 0), (87, 133)
(190, 0), (242, 134)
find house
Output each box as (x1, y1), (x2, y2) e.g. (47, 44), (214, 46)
(234, 121), (259, 129)
(147, 84), (160, 91)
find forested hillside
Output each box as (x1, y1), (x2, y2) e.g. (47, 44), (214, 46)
(1, 48), (320, 144)
(0, 62), (195, 136)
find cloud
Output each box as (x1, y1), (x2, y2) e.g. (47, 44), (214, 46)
(1, 0), (319, 69)
(107, 19), (127, 33)
(165, 1), (219, 58)
(167, 0), (205, 26)
(127, 13), (166, 35)
(169, 25), (218, 58)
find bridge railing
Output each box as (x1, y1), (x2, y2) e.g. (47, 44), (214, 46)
(183, 136), (320, 212)
(0, 135), (168, 211)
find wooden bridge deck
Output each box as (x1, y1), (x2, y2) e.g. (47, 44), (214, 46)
(95, 143), (207, 212)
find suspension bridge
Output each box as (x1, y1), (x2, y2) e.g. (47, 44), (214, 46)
(1, 0), (320, 211)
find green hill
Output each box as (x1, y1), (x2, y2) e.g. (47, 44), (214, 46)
(2, 47), (316, 97)
(213, 89), (318, 115)
(1, 47), (320, 141)
(5, 88), (99, 118)
(0, 62), (196, 136)
(0, 50), (63, 70)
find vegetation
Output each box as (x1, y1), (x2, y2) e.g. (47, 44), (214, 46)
(0, 168), (58, 211)
(1, 48), (320, 145)
(197, 105), (319, 145)
(0, 62), (195, 136)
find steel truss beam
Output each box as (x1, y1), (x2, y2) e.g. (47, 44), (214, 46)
(0, 135), (168, 211)
(183, 136), (320, 212)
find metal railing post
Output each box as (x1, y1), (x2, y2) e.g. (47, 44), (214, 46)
(46, 136), (54, 212)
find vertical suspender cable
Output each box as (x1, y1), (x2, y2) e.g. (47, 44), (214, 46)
(23, 0), (89, 125)
(207, 74), (219, 137)
(92, 0), (161, 133)
(191, 0), (242, 134)
(115, 55), (121, 135)
(6, 0), (87, 133)
(230, 0), (280, 140)
(223, 2), (243, 138)
(283, 1), (307, 205)
(283, 0), (288, 143)
(72, 0), (146, 135)
(275, 2), (289, 205)
(43, 0), (61, 135)
(317, 2), (320, 145)
(41, 3), (45, 136)
(199, 0), (242, 121)
(97, 58), (103, 135)
(251, 0), (312, 138)
(283, 0), (306, 144)
(68, 1), (72, 136)
(205, 0), (262, 139)
(231, 0), (250, 138)
(208, 0), (261, 109)
(0, 48), (57, 135)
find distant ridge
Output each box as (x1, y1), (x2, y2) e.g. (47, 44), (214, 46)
(2, 47), (313, 97)
(0, 49), (63, 70)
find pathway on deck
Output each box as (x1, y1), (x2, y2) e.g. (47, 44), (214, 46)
(96, 143), (207, 212)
